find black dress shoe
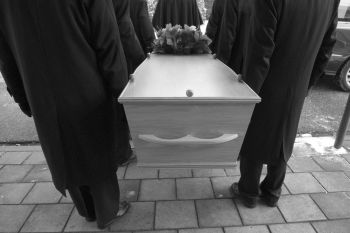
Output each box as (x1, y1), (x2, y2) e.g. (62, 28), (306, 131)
(231, 183), (257, 208)
(97, 201), (130, 229)
(85, 217), (96, 222)
(120, 152), (137, 167)
(260, 193), (279, 207)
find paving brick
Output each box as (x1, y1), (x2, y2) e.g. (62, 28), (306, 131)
(60, 192), (73, 203)
(177, 178), (214, 199)
(179, 229), (223, 233)
(345, 171), (350, 178)
(0, 145), (42, 152)
(269, 223), (316, 233)
(0, 183), (33, 204)
(0, 165), (32, 183)
(0, 205), (34, 232)
(193, 168), (226, 177)
(21, 204), (73, 232)
(110, 202), (154, 231)
(283, 173), (325, 194)
(225, 166), (240, 176)
(344, 154), (350, 163)
(22, 182), (62, 204)
(106, 232), (130, 233)
(196, 199), (241, 227)
(159, 168), (192, 178)
(292, 142), (317, 157)
(124, 164), (158, 179)
(22, 165), (52, 182)
(134, 231), (176, 233)
(287, 157), (323, 172)
(155, 200), (197, 229)
(119, 179), (140, 202)
(278, 194), (326, 222)
(311, 192), (350, 219)
(117, 166), (127, 179)
(23, 152), (46, 165)
(211, 176), (238, 198)
(312, 172), (350, 192)
(285, 166), (292, 173)
(235, 200), (284, 225)
(313, 156), (350, 171)
(139, 179), (175, 201)
(0, 151), (31, 165)
(312, 219), (350, 233)
(281, 184), (290, 195)
(224, 226), (270, 233)
(64, 208), (102, 232)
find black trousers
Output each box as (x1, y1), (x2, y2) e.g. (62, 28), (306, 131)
(238, 155), (287, 200)
(67, 173), (120, 226)
(115, 102), (133, 165)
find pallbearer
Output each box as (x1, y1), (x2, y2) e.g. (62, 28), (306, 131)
(0, 0), (130, 229)
(129, 0), (156, 55)
(205, 0), (226, 54)
(152, 0), (203, 29)
(112, 0), (146, 166)
(232, 0), (340, 208)
(215, 0), (253, 74)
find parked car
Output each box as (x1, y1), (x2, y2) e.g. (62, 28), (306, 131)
(325, 0), (350, 91)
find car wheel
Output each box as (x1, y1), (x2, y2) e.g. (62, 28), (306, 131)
(337, 60), (350, 91)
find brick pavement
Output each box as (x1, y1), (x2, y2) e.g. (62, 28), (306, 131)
(0, 140), (350, 233)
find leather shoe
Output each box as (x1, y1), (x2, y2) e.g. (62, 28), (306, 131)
(260, 193), (279, 207)
(85, 217), (96, 222)
(231, 183), (257, 208)
(120, 152), (137, 167)
(97, 201), (130, 229)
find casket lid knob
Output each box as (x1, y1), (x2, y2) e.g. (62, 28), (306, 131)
(186, 89), (194, 97)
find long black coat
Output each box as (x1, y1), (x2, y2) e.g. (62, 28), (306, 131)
(129, 0), (155, 55)
(0, 0), (129, 194)
(215, 0), (253, 74)
(241, 0), (339, 163)
(152, 0), (203, 29)
(205, 0), (226, 54)
(113, 0), (145, 74)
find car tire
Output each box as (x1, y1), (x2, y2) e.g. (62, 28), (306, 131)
(337, 60), (350, 91)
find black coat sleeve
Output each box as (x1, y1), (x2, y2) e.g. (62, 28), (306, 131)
(85, 0), (128, 97)
(242, 0), (279, 94)
(215, 0), (238, 64)
(112, 0), (145, 74)
(308, 0), (339, 90)
(0, 30), (28, 105)
(205, 0), (223, 41)
(137, 0), (155, 53)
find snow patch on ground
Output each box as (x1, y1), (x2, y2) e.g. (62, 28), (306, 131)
(295, 136), (348, 155)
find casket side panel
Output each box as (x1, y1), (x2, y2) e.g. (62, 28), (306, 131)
(124, 103), (255, 168)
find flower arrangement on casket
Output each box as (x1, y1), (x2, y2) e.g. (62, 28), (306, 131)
(153, 24), (212, 55)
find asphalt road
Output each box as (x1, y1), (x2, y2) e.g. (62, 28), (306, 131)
(0, 74), (348, 143)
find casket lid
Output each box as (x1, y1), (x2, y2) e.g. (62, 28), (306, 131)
(119, 54), (260, 103)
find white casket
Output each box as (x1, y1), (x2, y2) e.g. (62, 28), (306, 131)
(118, 54), (260, 168)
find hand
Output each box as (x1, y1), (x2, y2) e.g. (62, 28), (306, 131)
(237, 74), (243, 82)
(19, 102), (32, 117)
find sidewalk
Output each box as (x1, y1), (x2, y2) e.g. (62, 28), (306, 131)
(0, 136), (350, 233)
